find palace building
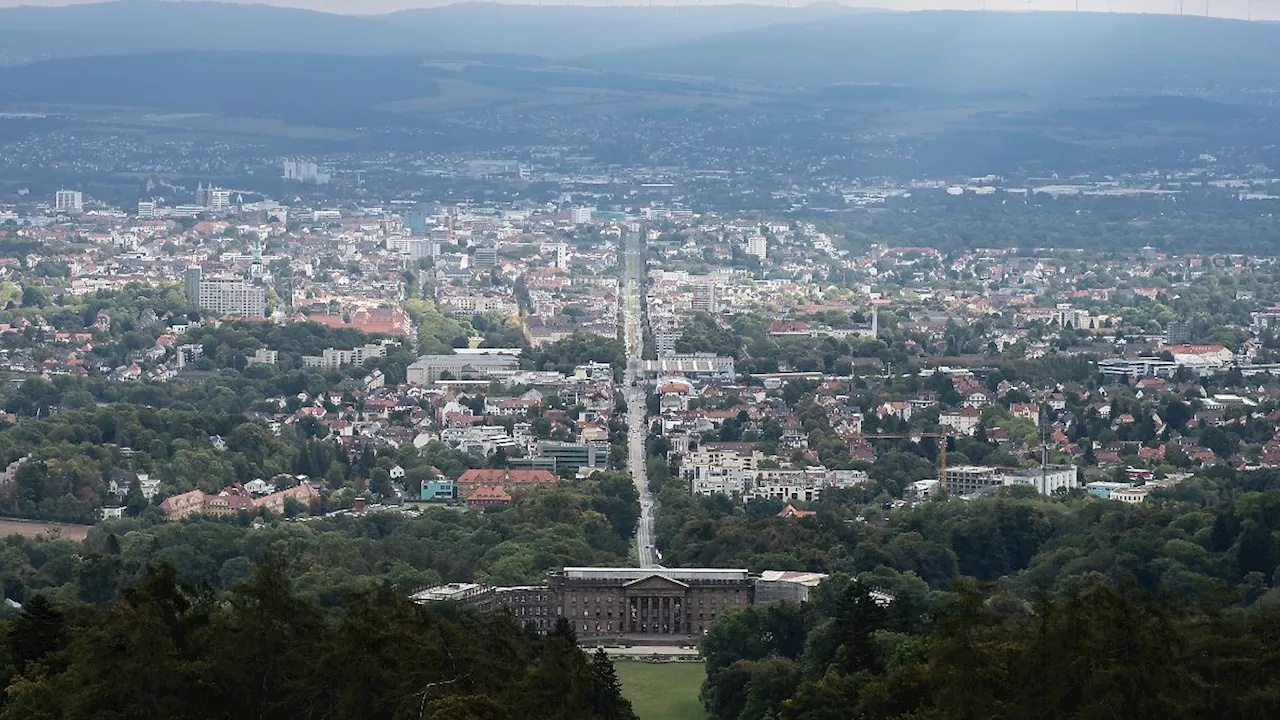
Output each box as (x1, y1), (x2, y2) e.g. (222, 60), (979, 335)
(414, 566), (812, 641)
(549, 567), (752, 638)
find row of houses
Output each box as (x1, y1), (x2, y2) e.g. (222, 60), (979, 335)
(159, 481), (321, 519)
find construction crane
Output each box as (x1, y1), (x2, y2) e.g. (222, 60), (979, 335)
(863, 430), (953, 491)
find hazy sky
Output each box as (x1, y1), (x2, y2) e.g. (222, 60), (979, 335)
(0, 0), (1272, 20)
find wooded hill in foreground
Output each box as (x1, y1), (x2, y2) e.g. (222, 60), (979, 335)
(0, 561), (636, 720)
(701, 578), (1280, 720)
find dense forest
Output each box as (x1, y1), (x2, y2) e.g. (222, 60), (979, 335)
(0, 560), (636, 720)
(699, 578), (1280, 719)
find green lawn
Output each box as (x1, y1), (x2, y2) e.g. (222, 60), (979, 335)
(615, 661), (708, 720)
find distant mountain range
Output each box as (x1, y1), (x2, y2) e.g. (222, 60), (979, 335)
(0, 2), (1278, 103)
(0, 0), (861, 64)
(583, 11), (1280, 94)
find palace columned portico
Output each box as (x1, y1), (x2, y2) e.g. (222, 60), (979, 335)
(625, 575), (688, 634)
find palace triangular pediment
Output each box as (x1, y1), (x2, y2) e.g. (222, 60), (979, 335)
(623, 574), (690, 592)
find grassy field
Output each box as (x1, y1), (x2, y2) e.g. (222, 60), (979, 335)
(0, 518), (91, 541)
(615, 661), (707, 720)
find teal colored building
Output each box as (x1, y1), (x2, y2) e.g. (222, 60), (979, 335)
(1086, 481), (1132, 500)
(421, 479), (456, 502)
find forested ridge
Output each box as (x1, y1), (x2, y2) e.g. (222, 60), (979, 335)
(699, 578), (1280, 719)
(0, 560), (637, 720)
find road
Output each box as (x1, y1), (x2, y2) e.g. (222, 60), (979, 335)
(622, 228), (658, 569)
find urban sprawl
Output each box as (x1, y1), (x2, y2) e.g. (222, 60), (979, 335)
(4, 160), (1280, 639)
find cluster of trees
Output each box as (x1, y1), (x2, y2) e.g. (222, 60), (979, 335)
(675, 314), (897, 375)
(405, 298), (474, 355)
(0, 404), (339, 522)
(6, 363), (359, 419)
(4, 283), (191, 320)
(0, 471), (638, 608)
(699, 578), (1280, 719)
(0, 561), (636, 719)
(522, 335), (626, 379)
(185, 320), (409, 367)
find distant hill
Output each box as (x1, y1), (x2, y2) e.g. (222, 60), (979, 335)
(384, 2), (863, 58)
(0, 0), (864, 65)
(582, 11), (1280, 95)
(0, 52), (443, 126)
(0, 50), (720, 126)
(0, 0), (434, 64)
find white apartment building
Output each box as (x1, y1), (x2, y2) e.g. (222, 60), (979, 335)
(209, 189), (232, 211)
(940, 407), (981, 436)
(55, 190), (83, 213)
(745, 482), (822, 504)
(746, 234), (767, 259)
(197, 278), (266, 317)
(684, 447), (761, 496)
(691, 283), (717, 314)
(439, 426), (520, 457)
(249, 349), (279, 366)
(687, 454), (869, 500)
(944, 464), (1078, 497)
(282, 159), (331, 184)
(302, 343), (388, 370)
(741, 467), (869, 503)
(438, 294), (519, 316)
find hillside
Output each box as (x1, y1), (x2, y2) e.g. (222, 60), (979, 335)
(0, 52), (449, 129)
(0, 51), (722, 127)
(583, 11), (1280, 95)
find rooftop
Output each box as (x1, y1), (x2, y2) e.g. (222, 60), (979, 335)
(561, 567), (750, 581)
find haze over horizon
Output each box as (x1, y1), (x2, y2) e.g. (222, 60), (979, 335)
(0, 0), (1274, 21)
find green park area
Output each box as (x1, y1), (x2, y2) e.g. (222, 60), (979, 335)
(615, 661), (707, 720)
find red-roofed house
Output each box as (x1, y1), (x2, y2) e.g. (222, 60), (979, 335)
(255, 482), (320, 515)
(467, 485), (512, 510)
(1010, 403), (1039, 425)
(456, 468), (558, 499)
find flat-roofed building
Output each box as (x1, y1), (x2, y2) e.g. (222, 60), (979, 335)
(407, 353), (520, 384)
(945, 464), (1078, 496)
(639, 354), (735, 381)
(197, 277), (266, 317)
(754, 570), (828, 605)
(411, 582), (496, 610)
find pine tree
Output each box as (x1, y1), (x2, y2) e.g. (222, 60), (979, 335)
(590, 648), (637, 720)
(552, 615), (578, 643)
(7, 594), (65, 671)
